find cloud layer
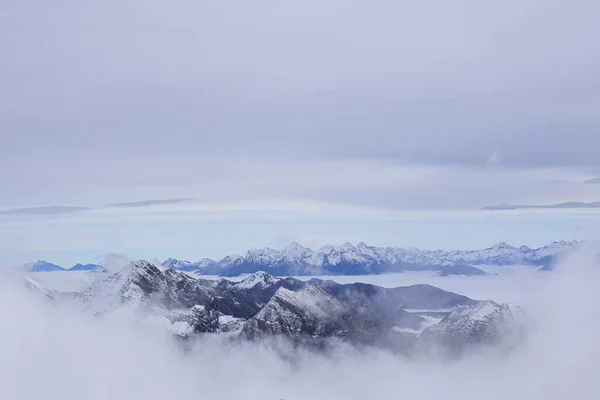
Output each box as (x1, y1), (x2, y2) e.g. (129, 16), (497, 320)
(1, 0), (599, 211)
(2, 243), (600, 399)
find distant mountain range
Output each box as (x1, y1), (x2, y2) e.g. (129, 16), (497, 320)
(23, 261), (106, 273)
(23, 240), (577, 276)
(24, 261), (525, 355)
(162, 240), (577, 276)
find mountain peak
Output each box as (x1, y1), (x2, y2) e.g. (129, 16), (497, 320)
(284, 241), (304, 251)
(490, 242), (514, 250)
(70, 263), (106, 272)
(130, 260), (161, 274)
(260, 284), (348, 321)
(282, 241), (312, 257)
(234, 271), (280, 290)
(340, 241), (356, 250)
(26, 260), (65, 272)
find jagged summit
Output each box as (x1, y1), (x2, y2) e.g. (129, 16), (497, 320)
(234, 271), (281, 290)
(76, 260), (161, 313)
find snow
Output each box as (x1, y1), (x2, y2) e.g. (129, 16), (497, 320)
(258, 286), (346, 321)
(170, 321), (194, 336)
(23, 276), (55, 298)
(77, 261), (154, 313)
(454, 300), (500, 322)
(422, 299), (524, 340)
(218, 315), (237, 324)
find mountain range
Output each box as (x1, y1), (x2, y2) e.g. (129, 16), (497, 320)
(23, 261), (106, 272)
(162, 240), (576, 276)
(23, 240), (577, 276)
(25, 260), (525, 355)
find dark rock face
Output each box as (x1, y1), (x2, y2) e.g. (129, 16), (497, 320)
(240, 285), (383, 347)
(77, 261), (259, 326)
(70, 261), (524, 354)
(308, 280), (476, 330)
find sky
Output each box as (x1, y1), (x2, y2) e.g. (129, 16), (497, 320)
(1, 0), (600, 265)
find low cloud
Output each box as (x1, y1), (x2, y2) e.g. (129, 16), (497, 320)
(2, 243), (600, 399)
(483, 202), (600, 211)
(106, 198), (196, 208)
(0, 198), (198, 218)
(585, 178), (600, 185)
(0, 206), (91, 217)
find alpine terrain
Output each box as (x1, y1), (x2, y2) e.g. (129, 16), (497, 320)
(24, 260), (526, 355)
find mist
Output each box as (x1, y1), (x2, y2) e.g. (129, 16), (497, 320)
(0, 244), (598, 400)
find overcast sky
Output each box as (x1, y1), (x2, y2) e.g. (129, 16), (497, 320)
(1, 0), (599, 264)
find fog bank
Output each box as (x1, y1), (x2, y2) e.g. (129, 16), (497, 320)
(1, 244), (599, 399)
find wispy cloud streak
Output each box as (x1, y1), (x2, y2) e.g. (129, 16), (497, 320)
(105, 198), (196, 208)
(0, 206), (91, 217)
(483, 202), (600, 211)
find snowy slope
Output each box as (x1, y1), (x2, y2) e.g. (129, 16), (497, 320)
(419, 300), (525, 353)
(23, 276), (58, 300)
(240, 284), (381, 345)
(76, 261), (152, 313)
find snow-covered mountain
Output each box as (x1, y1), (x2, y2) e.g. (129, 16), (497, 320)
(419, 300), (525, 355)
(29, 260), (526, 355)
(240, 285), (381, 346)
(162, 240), (578, 276)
